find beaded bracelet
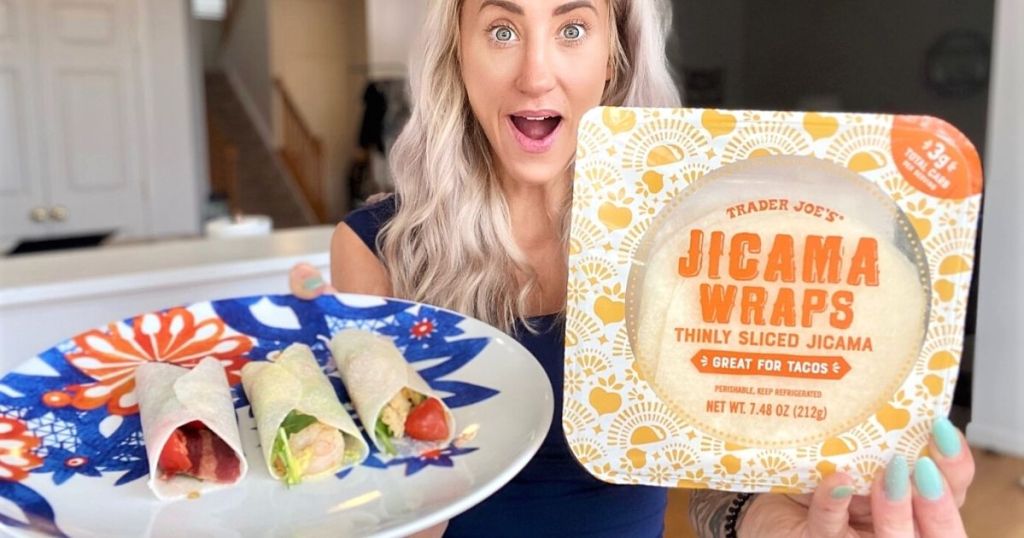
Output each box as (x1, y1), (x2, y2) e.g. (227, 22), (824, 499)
(724, 492), (753, 538)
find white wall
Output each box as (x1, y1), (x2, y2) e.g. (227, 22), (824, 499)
(270, 0), (367, 219)
(221, 0), (273, 146)
(967, 0), (1024, 457)
(138, 0), (205, 237)
(198, 18), (224, 72)
(187, 3), (211, 214)
(366, 0), (426, 79)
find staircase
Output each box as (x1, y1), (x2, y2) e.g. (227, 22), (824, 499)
(202, 0), (326, 228)
(204, 73), (311, 229)
(275, 78), (328, 223)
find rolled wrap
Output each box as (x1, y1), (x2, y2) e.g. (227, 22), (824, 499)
(241, 343), (368, 480)
(135, 357), (248, 500)
(329, 329), (456, 456)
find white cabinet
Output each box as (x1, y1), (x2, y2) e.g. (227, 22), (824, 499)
(0, 0), (203, 247)
(0, 0), (50, 241)
(35, 0), (147, 238)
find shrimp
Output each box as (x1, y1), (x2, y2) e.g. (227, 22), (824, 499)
(287, 422), (346, 476)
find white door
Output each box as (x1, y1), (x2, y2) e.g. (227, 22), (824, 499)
(0, 0), (50, 243)
(35, 0), (147, 239)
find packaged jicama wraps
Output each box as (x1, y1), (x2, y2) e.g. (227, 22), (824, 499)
(329, 329), (456, 457)
(135, 357), (247, 500)
(241, 343), (368, 485)
(564, 108), (982, 493)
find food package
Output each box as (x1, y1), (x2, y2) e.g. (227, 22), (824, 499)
(564, 108), (982, 493)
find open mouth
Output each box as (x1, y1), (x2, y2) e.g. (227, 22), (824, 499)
(508, 113), (563, 153)
(510, 115), (562, 140)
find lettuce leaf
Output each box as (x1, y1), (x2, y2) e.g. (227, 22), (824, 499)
(281, 411), (317, 435)
(375, 417), (396, 456)
(271, 410), (317, 486)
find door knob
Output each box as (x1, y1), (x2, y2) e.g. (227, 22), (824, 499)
(50, 205), (68, 222)
(30, 207), (47, 222)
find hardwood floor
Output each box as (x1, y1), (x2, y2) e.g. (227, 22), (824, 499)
(663, 447), (1024, 537)
(961, 447), (1024, 538)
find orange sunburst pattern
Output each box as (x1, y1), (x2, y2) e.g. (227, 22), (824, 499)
(62, 308), (253, 415)
(0, 417), (43, 481)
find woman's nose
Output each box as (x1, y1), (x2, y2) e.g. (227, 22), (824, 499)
(515, 41), (557, 97)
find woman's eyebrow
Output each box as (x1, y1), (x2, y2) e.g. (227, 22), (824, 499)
(478, 0), (598, 16)
(553, 1), (597, 16)
(479, 0), (524, 15)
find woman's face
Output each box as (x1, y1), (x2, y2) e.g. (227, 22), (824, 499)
(460, 0), (612, 188)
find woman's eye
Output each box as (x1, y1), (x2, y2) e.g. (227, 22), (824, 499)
(561, 23), (585, 41)
(491, 25), (518, 43)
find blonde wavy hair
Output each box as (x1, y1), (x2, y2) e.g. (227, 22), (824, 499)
(379, 0), (681, 333)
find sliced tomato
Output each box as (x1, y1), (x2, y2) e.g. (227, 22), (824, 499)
(404, 398), (449, 441)
(158, 429), (191, 477)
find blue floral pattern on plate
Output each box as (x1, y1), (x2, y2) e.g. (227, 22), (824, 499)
(0, 294), (498, 537)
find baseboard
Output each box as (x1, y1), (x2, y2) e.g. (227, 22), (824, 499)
(222, 66), (274, 150)
(966, 421), (1024, 457)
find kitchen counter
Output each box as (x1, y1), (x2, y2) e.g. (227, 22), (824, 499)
(0, 225), (334, 370)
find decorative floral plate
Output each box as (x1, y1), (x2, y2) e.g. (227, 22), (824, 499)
(0, 293), (553, 537)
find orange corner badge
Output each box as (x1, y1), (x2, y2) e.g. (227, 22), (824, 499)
(891, 115), (983, 199)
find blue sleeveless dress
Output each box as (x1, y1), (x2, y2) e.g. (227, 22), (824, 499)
(345, 197), (668, 537)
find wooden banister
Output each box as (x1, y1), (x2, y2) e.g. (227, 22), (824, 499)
(274, 78), (327, 222)
(207, 112), (240, 214)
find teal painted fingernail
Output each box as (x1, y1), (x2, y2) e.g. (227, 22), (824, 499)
(830, 485), (854, 499)
(914, 457), (944, 501)
(933, 417), (961, 458)
(885, 455), (909, 501)
(302, 276), (324, 291)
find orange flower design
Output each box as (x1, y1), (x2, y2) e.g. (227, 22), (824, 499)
(63, 308), (252, 415)
(0, 417), (43, 482)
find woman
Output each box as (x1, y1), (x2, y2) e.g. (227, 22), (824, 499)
(326, 0), (975, 536)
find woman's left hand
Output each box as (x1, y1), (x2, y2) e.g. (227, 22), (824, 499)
(288, 262), (336, 300)
(739, 417), (975, 537)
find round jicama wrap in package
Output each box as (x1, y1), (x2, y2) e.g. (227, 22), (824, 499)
(241, 343), (368, 484)
(564, 108), (982, 493)
(135, 357), (248, 500)
(630, 155), (930, 448)
(329, 329), (456, 457)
